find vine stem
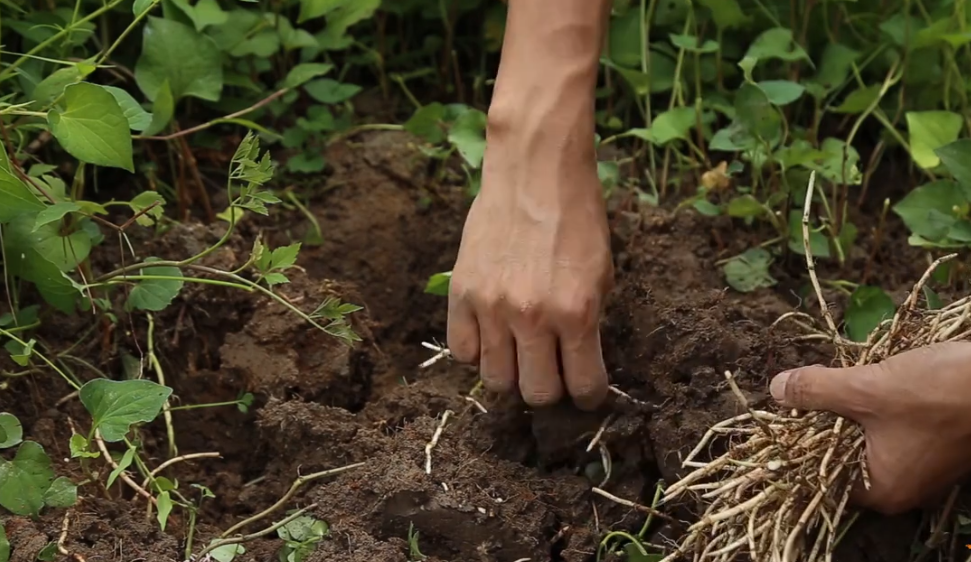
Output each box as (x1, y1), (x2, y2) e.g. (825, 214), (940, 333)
(136, 88), (292, 141)
(0, 0), (128, 83)
(147, 314), (178, 458)
(219, 462), (365, 538)
(0, 328), (80, 390)
(196, 504), (318, 560)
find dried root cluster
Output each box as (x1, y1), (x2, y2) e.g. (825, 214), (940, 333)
(659, 172), (971, 562)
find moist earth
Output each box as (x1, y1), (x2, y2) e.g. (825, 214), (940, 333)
(0, 130), (942, 562)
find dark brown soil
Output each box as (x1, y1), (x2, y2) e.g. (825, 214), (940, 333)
(0, 130), (951, 562)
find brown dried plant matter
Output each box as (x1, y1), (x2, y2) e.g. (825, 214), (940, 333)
(659, 171), (970, 562)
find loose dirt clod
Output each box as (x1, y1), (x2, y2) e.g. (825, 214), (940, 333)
(660, 172), (970, 562)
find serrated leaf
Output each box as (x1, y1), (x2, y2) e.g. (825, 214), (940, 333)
(135, 16), (223, 102)
(43, 477), (77, 508)
(101, 86), (153, 132)
(48, 83), (134, 172)
(845, 286), (895, 342)
(79, 379), (174, 442)
(263, 272), (289, 286)
(126, 259), (184, 311)
(129, 191), (166, 226)
(0, 414), (23, 449)
(0, 441), (55, 516)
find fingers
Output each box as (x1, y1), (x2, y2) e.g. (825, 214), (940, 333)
(770, 363), (880, 419)
(559, 327), (608, 411)
(516, 333), (563, 407)
(447, 289), (480, 363)
(478, 312), (519, 394)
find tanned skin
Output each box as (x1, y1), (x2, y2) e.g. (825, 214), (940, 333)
(445, 0), (971, 516)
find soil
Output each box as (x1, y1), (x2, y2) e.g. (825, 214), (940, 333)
(0, 130), (955, 562)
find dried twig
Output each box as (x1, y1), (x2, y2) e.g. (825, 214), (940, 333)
(425, 410), (454, 475)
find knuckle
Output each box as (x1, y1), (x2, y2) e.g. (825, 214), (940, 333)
(556, 293), (600, 327)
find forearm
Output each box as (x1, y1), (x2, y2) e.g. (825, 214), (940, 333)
(487, 0), (611, 162)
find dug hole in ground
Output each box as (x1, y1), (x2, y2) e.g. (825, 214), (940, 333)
(0, 130), (953, 562)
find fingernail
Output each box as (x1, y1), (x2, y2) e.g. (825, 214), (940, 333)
(770, 371), (791, 403)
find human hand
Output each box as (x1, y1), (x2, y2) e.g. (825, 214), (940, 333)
(769, 342), (971, 514)
(445, 119), (613, 410)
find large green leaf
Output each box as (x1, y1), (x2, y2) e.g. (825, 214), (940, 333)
(135, 16), (223, 102)
(892, 180), (967, 240)
(0, 441), (54, 516)
(0, 413), (23, 449)
(934, 139), (971, 191)
(79, 379), (173, 442)
(447, 109), (487, 169)
(3, 214), (89, 313)
(43, 477), (77, 508)
(0, 168), (44, 223)
(32, 65), (87, 108)
(907, 111), (964, 170)
(735, 83), (781, 141)
(47, 83), (134, 172)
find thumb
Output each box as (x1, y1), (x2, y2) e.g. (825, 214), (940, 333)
(769, 364), (878, 418)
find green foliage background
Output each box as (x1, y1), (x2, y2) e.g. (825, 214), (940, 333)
(1, 0), (971, 558)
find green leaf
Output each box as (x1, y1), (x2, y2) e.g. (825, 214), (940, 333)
(129, 191), (166, 226)
(47, 83), (134, 172)
(6, 213), (92, 272)
(0, 413), (23, 449)
(405, 103), (447, 144)
(79, 379), (174, 442)
(757, 80), (804, 106)
(744, 27), (811, 64)
(424, 271), (452, 296)
(36, 543), (57, 562)
(802, 138), (863, 185)
(270, 243), (301, 270)
(692, 199), (721, 216)
(935, 139), (971, 190)
(157, 491), (173, 531)
(303, 79), (361, 104)
(923, 286), (944, 310)
(208, 543), (246, 562)
(697, 0), (747, 29)
(808, 43), (860, 96)
(101, 86), (153, 132)
(285, 153), (326, 174)
(106, 446), (135, 488)
(787, 210), (831, 258)
(303, 0), (379, 47)
(0, 168), (44, 223)
(126, 259), (184, 312)
(0, 523), (9, 562)
(34, 202), (80, 231)
(669, 33), (719, 53)
(892, 180), (967, 241)
(448, 109), (487, 168)
(6, 338), (35, 367)
(831, 84), (880, 114)
(649, 107), (696, 145)
(726, 195), (765, 218)
(142, 80), (174, 137)
(32, 66), (85, 107)
(43, 477), (77, 508)
(845, 286), (895, 342)
(133, 0), (155, 15)
(135, 16), (223, 102)
(69, 434), (99, 459)
(722, 248), (776, 292)
(907, 111), (964, 170)
(735, 83), (781, 141)
(0, 441), (54, 516)
(281, 63), (334, 89)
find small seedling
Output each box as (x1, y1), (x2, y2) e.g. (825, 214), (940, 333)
(277, 514), (329, 562)
(407, 522), (426, 562)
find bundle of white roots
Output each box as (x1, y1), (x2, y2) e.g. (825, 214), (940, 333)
(659, 172), (970, 562)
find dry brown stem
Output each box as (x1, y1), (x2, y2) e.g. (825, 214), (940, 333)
(660, 171), (965, 562)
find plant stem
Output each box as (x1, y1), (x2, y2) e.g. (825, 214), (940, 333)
(147, 314), (177, 458)
(0, 0), (128, 83)
(197, 504), (319, 560)
(0, 328), (80, 390)
(96, 0), (160, 65)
